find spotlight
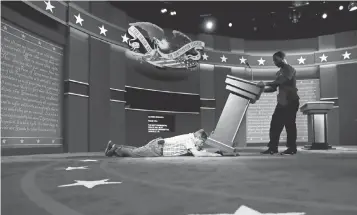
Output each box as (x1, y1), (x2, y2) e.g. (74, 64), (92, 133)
(170, 11), (176, 15)
(228, 23), (232, 27)
(206, 21), (213, 29)
(322, 13), (327, 19)
(289, 10), (301, 23)
(348, 1), (357, 11)
(161, 8), (167, 13)
(339, 5), (344, 10)
(253, 27), (258, 31)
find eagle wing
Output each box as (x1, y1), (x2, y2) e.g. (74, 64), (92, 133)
(172, 30), (192, 42)
(129, 22), (165, 41)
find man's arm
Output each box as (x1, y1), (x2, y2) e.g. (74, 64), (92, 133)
(266, 65), (295, 88)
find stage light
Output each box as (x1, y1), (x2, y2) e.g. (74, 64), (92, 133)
(228, 23), (232, 27)
(339, 5), (344, 10)
(348, 1), (357, 11)
(253, 27), (258, 31)
(206, 21), (213, 30)
(170, 11), (176, 15)
(322, 13), (327, 19)
(161, 8), (167, 13)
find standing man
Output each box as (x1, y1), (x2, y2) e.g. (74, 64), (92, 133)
(258, 51), (300, 155)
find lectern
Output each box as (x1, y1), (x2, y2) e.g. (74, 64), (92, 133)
(205, 75), (264, 155)
(300, 101), (335, 150)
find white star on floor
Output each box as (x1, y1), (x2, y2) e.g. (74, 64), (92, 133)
(188, 205), (305, 215)
(319, 54), (328, 62)
(74, 13), (84, 26)
(297, 56), (306, 64)
(257, 58), (265, 65)
(79, 159), (98, 162)
(221, 55), (227, 62)
(239, 56), (247, 64)
(64, 166), (89, 171)
(342, 51), (351, 60)
(44, 0), (55, 13)
(99, 25), (107, 36)
(58, 179), (122, 189)
(121, 34), (129, 43)
(202, 53), (209, 60)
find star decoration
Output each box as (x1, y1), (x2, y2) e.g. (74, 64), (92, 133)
(297, 56), (306, 64)
(319, 54), (328, 62)
(221, 55), (227, 62)
(121, 34), (129, 43)
(64, 166), (89, 171)
(36, 139), (40, 143)
(189, 205), (305, 215)
(58, 179), (122, 189)
(342, 51), (351, 60)
(80, 159), (98, 162)
(52, 140), (55, 143)
(38, 41), (41, 45)
(44, 0), (55, 13)
(239, 56), (247, 64)
(53, 47), (56, 50)
(202, 53), (209, 60)
(20, 139), (24, 143)
(257, 57), (266, 65)
(3, 25), (7, 30)
(74, 13), (84, 26)
(99, 25), (107, 36)
(22, 34), (25, 38)
(2, 139), (6, 144)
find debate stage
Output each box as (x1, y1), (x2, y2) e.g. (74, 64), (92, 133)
(2, 148), (357, 215)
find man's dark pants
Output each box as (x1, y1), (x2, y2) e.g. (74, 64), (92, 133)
(268, 100), (300, 150)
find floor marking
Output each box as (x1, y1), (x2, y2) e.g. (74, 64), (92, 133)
(63, 166), (89, 171)
(188, 205), (305, 215)
(79, 159), (98, 162)
(100, 160), (357, 212)
(20, 162), (84, 215)
(58, 179), (122, 189)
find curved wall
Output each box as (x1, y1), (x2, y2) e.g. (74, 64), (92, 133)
(2, 1), (356, 155)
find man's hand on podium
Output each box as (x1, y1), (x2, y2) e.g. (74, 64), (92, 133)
(251, 81), (265, 104)
(257, 81), (265, 88)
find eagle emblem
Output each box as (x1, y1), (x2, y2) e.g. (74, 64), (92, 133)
(123, 22), (205, 70)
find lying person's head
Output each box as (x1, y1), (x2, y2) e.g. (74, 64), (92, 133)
(193, 129), (208, 150)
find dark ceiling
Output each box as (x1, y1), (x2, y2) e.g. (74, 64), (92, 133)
(111, 1), (357, 40)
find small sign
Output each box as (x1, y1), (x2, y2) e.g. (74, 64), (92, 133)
(148, 114), (175, 133)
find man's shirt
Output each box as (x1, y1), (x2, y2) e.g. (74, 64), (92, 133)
(268, 64), (300, 106)
(163, 133), (197, 156)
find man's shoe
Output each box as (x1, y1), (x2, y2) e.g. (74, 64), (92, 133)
(280, 148), (297, 155)
(260, 148), (279, 155)
(105, 141), (114, 156)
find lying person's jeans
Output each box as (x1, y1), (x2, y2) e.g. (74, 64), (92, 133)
(112, 138), (164, 157)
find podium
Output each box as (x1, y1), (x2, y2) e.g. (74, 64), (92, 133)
(205, 75), (264, 155)
(300, 101), (335, 150)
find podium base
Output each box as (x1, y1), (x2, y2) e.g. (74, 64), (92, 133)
(303, 143), (335, 150)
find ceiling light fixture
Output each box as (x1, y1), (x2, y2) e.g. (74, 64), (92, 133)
(228, 23), (232, 27)
(348, 1), (357, 11)
(289, 10), (301, 23)
(170, 11), (176, 15)
(339, 5), (344, 10)
(161, 8), (167, 13)
(322, 13), (328, 19)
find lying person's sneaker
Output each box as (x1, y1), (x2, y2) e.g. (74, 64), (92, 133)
(260, 148), (278, 155)
(280, 148), (297, 155)
(105, 141), (114, 156)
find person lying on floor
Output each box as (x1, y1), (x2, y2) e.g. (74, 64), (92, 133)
(105, 129), (222, 157)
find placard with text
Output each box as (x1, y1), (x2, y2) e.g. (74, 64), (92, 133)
(148, 114), (175, 133)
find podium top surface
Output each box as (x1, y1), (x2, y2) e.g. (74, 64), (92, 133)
(300, 101), (334, 113)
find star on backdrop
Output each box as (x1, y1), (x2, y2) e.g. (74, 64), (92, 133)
(319, 54), (328, 62)
(58, 179), (122, 189)
(121, 34), (129, 43)
(2, 139), (6, 144)
(99, 25), (107, 36)
(257, 58), (265, 65)
(38, 41), (41, 45)
(44, 0), (55, 13)
(3, 25), (7, 30)
(188, 205), (305, 215)
(36, 139), (40, 143)
(79, 159), (98, 162)
(221, 55), (227, 62)
(297, 56), (306, 64)
(74, 13), (84, 26)
(20, 139), (24, 143)
(239, 56), (247, 64)
(342, 51), (351, 59)
(202, 53), (209, 60)
(52, 140), (55, 143)
(64, 166), (89, 171)
(22, 34), (25, 38)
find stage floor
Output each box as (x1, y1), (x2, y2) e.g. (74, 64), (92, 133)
(2, 147), (357, 215)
